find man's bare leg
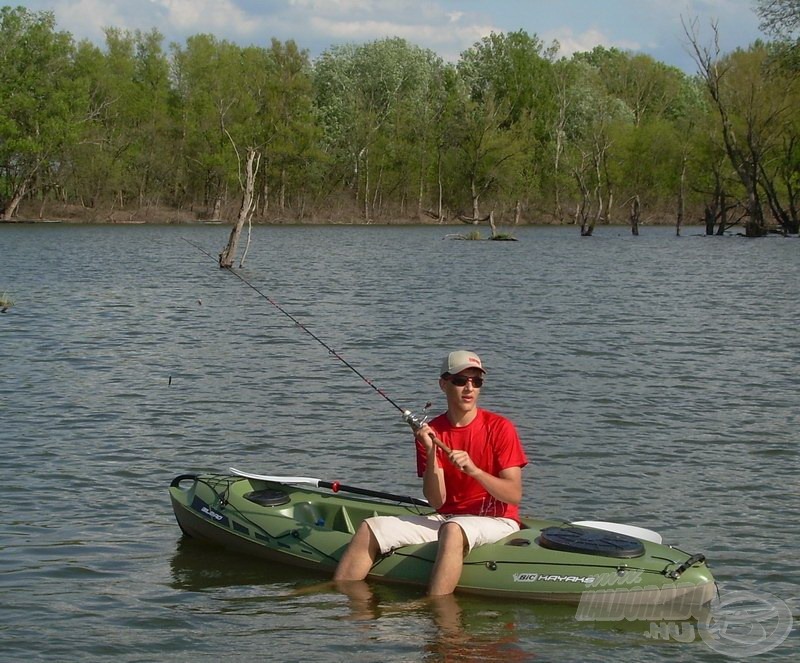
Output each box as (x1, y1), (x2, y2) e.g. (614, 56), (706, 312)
(428, 522), (466, 596)
(334, 522), (380, 581)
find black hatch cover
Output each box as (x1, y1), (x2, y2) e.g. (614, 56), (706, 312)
(538, 526), (645, 558)
(244, 488), (291, 506)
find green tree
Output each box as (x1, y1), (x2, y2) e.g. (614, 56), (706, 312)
(171, 35), (255, 218)
(262, 39), (320, 217)
(314, 38), (443, 220)
(0, 7), (83, 220)
(66, 29), (175, 214)
(457, 31), (559, 220)
(560, 58), (634, 233)
(575, 47), (687, 125)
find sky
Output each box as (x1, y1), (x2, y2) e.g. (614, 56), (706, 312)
(17, 0), (766, 72)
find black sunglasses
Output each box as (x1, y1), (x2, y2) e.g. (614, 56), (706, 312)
(446, 375), (484, 388)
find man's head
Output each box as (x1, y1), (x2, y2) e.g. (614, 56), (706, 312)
(440, 350), (485, 378)
(439, 351), (485, 420)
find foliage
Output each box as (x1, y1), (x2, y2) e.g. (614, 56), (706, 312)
(0, 6), (85, 218)
(1, 5), (798, 234)
(757, 0), (800, 40)
(757, 0), (800, 70)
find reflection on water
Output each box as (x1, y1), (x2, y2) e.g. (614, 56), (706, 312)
(425, 594), (536, 663)
(323, 580), (539, 662)
(169, 537), (317, 592)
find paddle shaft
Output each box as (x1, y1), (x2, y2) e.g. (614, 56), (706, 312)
(318, 480), (430, 507)
(227, 469), (663, 543)
(229, 468), (430, 507)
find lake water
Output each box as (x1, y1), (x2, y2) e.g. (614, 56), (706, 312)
(1, 223), (797, 662)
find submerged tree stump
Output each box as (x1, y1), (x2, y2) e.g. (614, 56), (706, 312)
(219, 148), (260, 269)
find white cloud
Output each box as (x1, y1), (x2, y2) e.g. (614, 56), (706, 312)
(310, 15), (491, 49)
(13, 0), (764, 70)
(299, 2), (498, 60)
(48, 0), (129, 42)
(547, 27), (643, 59)
(152, 0), (262, 36)
(289, 0), (377, 12)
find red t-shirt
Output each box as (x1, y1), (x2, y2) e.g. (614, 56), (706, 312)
(415, 408), (528, 522)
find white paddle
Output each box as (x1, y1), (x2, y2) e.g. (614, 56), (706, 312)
(230, 469), (664, 543)
(230, 468), (326, 486)
(570, 520), (663, 544)
(229, 467), (430, 506)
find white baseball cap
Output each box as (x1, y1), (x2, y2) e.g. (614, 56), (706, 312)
(440, 350), (485, 376)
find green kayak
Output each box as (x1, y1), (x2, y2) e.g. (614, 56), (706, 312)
(169, 471), (715, 612)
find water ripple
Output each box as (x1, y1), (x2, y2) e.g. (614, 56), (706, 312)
(1, 223), (798, 661)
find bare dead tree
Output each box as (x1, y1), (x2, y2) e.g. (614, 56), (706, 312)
(676, 153), (687, 237)
(683, 17), (767, 236)
(630, 195), (641, 236)
(220, 143), (261, 269)
(573, 158), (594, 236)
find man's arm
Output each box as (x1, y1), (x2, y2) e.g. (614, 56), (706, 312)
(422, 448), (446, 508)
(448, 450), (523, 505)
(417, 425), (446, 508)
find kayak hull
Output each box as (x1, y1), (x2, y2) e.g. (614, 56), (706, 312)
(169, 473), (715, 610)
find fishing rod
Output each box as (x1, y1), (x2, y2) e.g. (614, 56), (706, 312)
(183, 237), (432, 435)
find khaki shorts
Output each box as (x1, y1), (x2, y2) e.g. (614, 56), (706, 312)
(366, 514), (519, 554)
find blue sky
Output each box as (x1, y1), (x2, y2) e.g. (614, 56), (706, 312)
(20, 0), (764, 72)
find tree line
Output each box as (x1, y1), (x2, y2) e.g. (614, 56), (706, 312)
(1, 3), (798, 236)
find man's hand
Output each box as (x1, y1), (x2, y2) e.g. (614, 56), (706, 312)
(416, 424), (452, 454)
(447, 449), (478, 475)
(415, 424), (437, 454)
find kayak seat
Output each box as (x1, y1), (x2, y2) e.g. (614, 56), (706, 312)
(290, 502), (358, 534)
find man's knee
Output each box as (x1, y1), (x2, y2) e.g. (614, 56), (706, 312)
(438, 521), (468, 554)
(354, 520), (379, 553)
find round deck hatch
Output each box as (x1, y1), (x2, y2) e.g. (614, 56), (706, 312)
(244, 489), (290, 507)
(538, 526), (645, 558)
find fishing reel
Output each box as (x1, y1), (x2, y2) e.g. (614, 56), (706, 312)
(402, 402), (433, 431)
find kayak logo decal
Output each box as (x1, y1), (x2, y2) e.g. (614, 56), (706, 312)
(201, 506), (224, 521)
(191, 496), (230, 527)
(514, 573), (596, 584)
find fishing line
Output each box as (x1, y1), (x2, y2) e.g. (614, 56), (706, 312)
(183, 238), (424, 426)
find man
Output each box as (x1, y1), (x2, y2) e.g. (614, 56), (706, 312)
(334, 350), (528, 596)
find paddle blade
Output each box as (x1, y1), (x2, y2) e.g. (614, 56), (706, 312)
(570, 520), (663, 544)
(229, 467), (321, 486)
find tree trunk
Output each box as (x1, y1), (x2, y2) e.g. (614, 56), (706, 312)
(417, 170), (424, 220)
(471, 179), (480, 221)
(574, 167), (593, 236)
(677, 155), (687, 237)
(630, 196), (641, 236)
(716, 190), (727, 235)
(488, 210), (497, 238)
(211, 196), (222, 222)
(743, 178), (766, 236)
(220, 149), (260, 269)
(437, 151), (444, 222)
(1, 183), (27, 220)
(363, 147), (370, 222)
